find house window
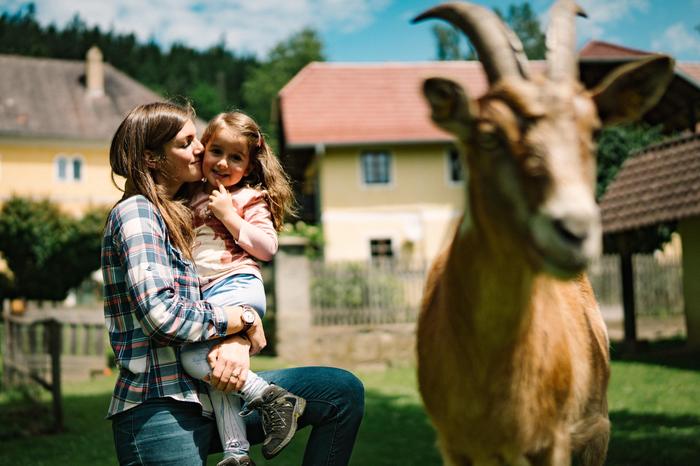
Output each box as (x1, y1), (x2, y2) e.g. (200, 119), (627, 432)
(447, 147), (463, 183)
(56, 156), (68, 180)
(370, 238), (393, 259)
(361, 151), (391, 185)
(72, 157), (82, 181)
(55, 154), (84, 182)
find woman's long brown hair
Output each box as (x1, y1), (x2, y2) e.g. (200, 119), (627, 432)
(109, 102), (196, 258)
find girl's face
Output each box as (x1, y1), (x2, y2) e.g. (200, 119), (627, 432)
(156, 119), (204, 194)
(202, 127), (251, 189)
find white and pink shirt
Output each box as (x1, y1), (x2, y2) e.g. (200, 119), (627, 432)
(189, 186), (278, 291)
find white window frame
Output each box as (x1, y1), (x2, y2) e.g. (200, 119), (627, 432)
(359, 150), (394, 188)
(54, 153), (85, 182)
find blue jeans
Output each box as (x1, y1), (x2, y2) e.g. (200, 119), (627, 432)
(111, 367), (365, 466)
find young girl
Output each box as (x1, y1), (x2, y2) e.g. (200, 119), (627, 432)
(181, 111), (304, 466)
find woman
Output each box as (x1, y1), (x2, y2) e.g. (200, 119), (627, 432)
(103, 101), (364, 466)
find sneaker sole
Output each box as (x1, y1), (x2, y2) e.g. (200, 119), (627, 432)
(262, 397), (307, 459)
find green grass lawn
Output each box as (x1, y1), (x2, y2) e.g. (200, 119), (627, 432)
(1, 344), (699, 466)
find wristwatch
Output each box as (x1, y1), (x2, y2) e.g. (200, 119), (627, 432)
(240, 305), (256, 333)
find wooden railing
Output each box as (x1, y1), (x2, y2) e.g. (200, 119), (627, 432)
(2, 306), (106, 431)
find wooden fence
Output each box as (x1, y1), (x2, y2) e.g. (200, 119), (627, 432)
(2, 306), (106, 384)
(310, 254), (684, 326)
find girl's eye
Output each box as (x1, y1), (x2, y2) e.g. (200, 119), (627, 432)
(182, 139), (192, 148)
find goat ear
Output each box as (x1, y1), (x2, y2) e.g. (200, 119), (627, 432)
(591, 55), (674, 126)
(423, 77), (475, 138)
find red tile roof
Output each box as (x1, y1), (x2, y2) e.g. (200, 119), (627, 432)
(600, 133), (700, 234)
(279, 45), (700, 148)
(278, 61), (495, 147)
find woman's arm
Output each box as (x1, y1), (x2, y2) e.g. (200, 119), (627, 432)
(112, 198), (265, 347)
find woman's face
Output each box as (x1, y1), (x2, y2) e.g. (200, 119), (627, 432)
(156, 119), (204, 195)
(202, 127), (251, 189)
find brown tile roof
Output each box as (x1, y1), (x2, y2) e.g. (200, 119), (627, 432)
(600, 133), (700, 234)
(0, 54), (163, 141)
(278, 61), (503, 148)
(579, 40), (653, 59)
(578, 40), (700, 86)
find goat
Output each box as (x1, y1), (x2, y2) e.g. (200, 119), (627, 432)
(413, 1), (674, 465)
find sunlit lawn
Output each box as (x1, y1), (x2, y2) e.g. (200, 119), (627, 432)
(1, 343), (699, 466)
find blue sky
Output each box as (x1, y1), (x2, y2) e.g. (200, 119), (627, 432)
(3, 1), (700, 62)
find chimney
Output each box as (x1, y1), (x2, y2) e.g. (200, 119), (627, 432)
(85, 46), (104, 97)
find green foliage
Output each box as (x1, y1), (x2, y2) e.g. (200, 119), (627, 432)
(242, 28), (324, 139)
(596, 123), (666, 199)
(432, 24), (467, 61)
(494, 3), (546, 59)
(0, 197), (108, 301)
(311, 262), (404, 310)
(281, 221), (324, 259)
(432, 1), (545, 61)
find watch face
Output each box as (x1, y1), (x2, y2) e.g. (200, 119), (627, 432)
(243, 309), (256, 324)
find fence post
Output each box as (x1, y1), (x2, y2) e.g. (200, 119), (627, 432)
(48, 319), (63, 432)
(274, 237), (312, 363)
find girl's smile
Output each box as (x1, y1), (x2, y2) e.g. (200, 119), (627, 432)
(202, 127), (251, 190)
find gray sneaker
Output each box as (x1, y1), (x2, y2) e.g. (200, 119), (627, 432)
(216, 454), (255, 466)
(246, 384), (307, 459)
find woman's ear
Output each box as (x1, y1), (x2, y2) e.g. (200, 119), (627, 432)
(144, 150), (159, 169)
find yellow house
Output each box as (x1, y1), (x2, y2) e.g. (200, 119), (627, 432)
(277, 41), (700, 265)
(277, 62), (479, 264)
(0, 47), (163, 216)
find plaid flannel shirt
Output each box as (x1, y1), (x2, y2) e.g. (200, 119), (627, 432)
(102, 195), (229, 418)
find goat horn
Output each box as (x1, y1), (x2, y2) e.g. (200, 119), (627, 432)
(413, 2), (530, 84)
(546, 0), (587, 81)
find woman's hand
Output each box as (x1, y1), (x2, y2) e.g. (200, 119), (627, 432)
(208, 183), (238, 222)
(208, 335), (251, 393)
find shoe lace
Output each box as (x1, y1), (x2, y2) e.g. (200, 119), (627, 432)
(262, 400), (289, 434)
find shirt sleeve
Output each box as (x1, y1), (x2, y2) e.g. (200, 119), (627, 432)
(112, 198), (229, 346)
(235, 195), (278, 262)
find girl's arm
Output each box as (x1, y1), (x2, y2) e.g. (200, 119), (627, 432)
(209, 185), (278, 261)
(111, 198), (264, 347)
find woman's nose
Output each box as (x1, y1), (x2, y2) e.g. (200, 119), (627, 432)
(193, 138), (204, 154)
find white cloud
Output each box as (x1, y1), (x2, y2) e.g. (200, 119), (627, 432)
(651, 22), (700, 56)
(7, 0), (390, 57)
(574, 0), (649, 40)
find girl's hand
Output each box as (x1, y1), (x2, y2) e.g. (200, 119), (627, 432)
(207, 335), (251, 393)
(208, 183), (237, 221)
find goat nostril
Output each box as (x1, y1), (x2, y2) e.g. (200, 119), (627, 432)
(552, 219), (587, 245)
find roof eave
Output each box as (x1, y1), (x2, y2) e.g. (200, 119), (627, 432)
(286, 137), (456, 150)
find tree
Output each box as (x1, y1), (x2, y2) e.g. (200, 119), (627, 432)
(432, 24), (468, 60)
(0, 197), (108, 301)
(495, 3), (546, 59)
(242, 28), (324, 142)
(432, 1), (545, 61)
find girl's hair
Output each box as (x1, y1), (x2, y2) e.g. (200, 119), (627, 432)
(201, 112), (295, 231)
(109, 101), (196, 258)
